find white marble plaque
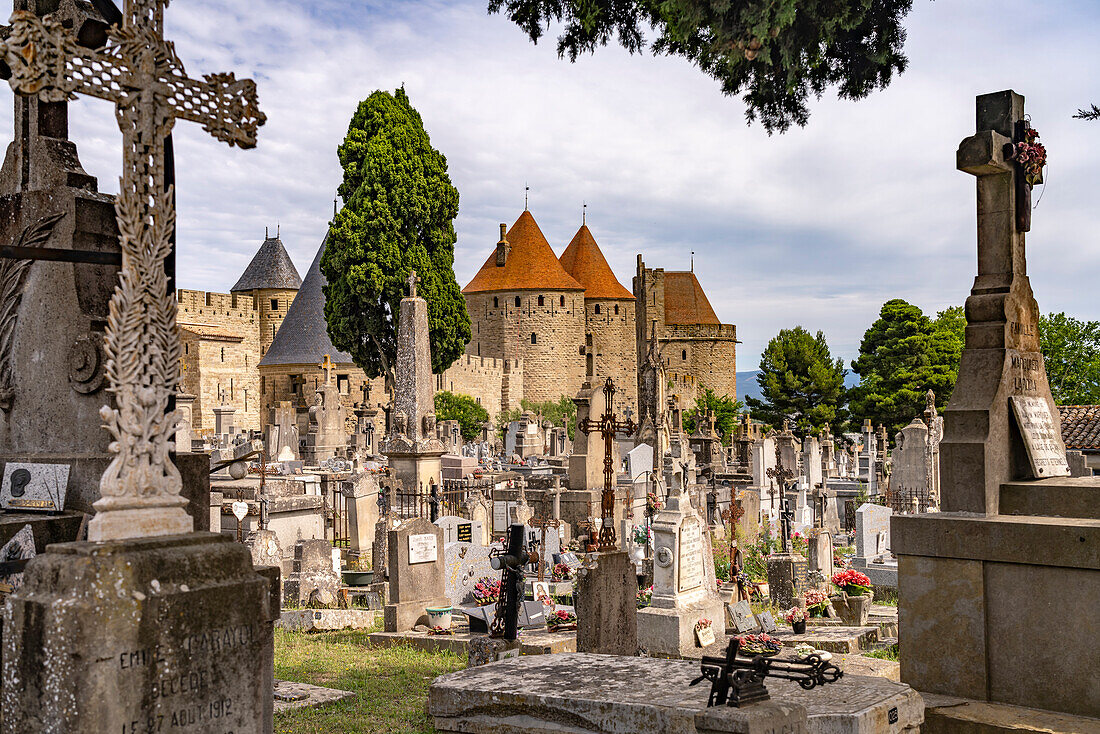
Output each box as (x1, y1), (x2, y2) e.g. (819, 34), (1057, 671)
(408, 533), (438, 564)
(492, 501), (516, 533)
(677, 517), (704, 593)
(1, 463), (69, 512)
(1010, 396), (1071, 478)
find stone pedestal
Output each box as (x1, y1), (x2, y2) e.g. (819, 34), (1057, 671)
(575, 551), (636, 655)
(2, 533), (279, 732)
(807, 528), (834, 581)
(829, 592), (872, 627)
(467, 636), (521, 668)
(283, 538), (340, 607)
(383, 517), (448, 632)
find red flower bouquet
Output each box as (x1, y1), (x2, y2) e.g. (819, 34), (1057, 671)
(831, 569), (872, 596)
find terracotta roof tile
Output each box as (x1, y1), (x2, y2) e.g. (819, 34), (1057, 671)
(663, 271), (720, 325)
(1058, 405), (1100, 450)
(462, 211), (584, 294)
(559, 225), (634, 300)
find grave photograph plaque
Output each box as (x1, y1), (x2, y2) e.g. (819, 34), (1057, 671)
(1, 463), (69, 512)
(408, 533), (439, 564)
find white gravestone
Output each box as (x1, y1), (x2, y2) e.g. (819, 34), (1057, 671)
(1, 463), (69, 512)
(1010, 396), (1071, 477)
(855, 503), (893, 560)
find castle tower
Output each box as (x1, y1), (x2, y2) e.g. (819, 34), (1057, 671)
(258, 235), (375, 431)
(634, 257), (737, 406)
(462, 211), (586, 405)
(559, 223), (637, 415)
(231, 228), (302, 357)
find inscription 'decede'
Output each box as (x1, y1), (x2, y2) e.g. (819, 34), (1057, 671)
(1009, 396), (1070, 477)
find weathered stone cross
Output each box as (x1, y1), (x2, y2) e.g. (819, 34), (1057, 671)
(0, 0), (265, 541)
(319, 353), (336, 385)
(407, 269), (419, 299)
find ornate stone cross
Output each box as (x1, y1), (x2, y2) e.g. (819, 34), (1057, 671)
(319, 354), (336, 385)
(407, 269), (419, 299)
(578, 377), (635, 550)
(0, 1), (265, 541)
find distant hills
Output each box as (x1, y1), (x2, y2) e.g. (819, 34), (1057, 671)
(735, 370), (860, 405)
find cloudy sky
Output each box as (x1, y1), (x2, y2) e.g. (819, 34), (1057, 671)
(5, 0), (1098, 369)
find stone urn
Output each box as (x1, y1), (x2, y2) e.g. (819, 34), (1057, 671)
(829, 592), (872, 626)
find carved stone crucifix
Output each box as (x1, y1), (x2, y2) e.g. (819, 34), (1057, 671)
(0, 1), (265, 541)
(319, 353), (336, 385)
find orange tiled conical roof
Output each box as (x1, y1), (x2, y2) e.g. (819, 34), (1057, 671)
(462, 211), (583, 293)
(559, 224), (634, 300)
(663, 271), (721, 325)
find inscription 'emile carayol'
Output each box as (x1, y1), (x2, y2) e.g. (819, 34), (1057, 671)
(117, 623), (259, 670)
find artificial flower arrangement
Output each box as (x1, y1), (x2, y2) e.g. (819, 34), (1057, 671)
(1010, 126), (1047, 186)
(694, 618), (713, 632)
(632, 524), (652, 545)
(472, 576), (501, 606)
(803, 588), (830, 615)
(784, 607), (808, 624)
(831, 569), (872, 597)
(552, 562), (573, 581)
(646, 492), (663, 515)
(427, 625), (453, 636)
(547, 609), (577, 631)
(636, 585), (653, 609)
(737, 633), (783, 656)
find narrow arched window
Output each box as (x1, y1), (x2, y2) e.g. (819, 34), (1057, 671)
(594, 304), (601, 314)
(515, 296), (521, 307)
(682, 349), (687, 361)
(531, 333), (537, 344)
(493, 296), (499, 308)
(538, 295), (544, 307)
(614, 304), (619, 315)
(560, 295), (565, 307)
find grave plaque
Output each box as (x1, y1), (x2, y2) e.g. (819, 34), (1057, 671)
(727, 600), (760, 633)
(456, 522), (472, 543)
(792, 557), (809, 591)
(756, 610), (778, 633)
(677, 516), (704, 593)
(408, 533), (438, 564)
(492, 501), (516, 532)
(1, 462), (69, 512)
(1010, 396), (1071, 477)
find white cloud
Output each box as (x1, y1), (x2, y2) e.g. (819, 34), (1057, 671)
(2, 0), (1097, 369)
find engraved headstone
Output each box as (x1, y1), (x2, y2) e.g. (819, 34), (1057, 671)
(1010, 396), (1070, 477)
(727, 600), (761, 633)
(442, 541), (496, 607)
(384, 517), (448, 631)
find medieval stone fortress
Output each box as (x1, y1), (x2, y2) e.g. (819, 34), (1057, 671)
(0, 2), (1095, 734)
(179, 208), (737, 435)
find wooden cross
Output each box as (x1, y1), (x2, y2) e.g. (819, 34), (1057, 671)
(319, 354), (336, 385)
(0, 1), (264, 541)
(528, 516), (561, 582)
(578, 377), (635, 550)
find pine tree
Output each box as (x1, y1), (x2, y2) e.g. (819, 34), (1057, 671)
(745, 326), (847, 434)
(321, 88), (471, 389)
(488, 0), (914, 133)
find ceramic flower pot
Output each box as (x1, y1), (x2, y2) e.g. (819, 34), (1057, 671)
(425, 606), (453, 630)
(792, 620), (807, 634)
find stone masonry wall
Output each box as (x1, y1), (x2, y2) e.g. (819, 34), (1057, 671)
(663, 323), (737, 400)
(464, 290), (586, 406)
(585, 298), (637, 415)
(258, 363), (378, 436)
(437, 354), (524, 421)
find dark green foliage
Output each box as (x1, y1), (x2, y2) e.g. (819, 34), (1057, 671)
(849, 299), (959, 436)
(1073, 104), (1100, 121)
(745, 326), (847, 434)
(434, 391), (490, 442)
(683, 389), (743, 443)
(321, 89), (471, 386)
(487, 0), (914, 133)
(1039, 312), (1100, 404)
(498, 396), (579, 441)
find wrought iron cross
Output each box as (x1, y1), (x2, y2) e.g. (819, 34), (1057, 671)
(578, 377), (635, 550)
(0, 1), (265, 541)
(528, 516), (561, 582)
(721, 498), (744, 583)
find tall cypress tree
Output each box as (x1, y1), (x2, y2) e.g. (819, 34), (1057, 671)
(321, 88), (470, 388)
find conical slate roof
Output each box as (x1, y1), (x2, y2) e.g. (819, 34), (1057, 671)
(231, 234), (302, 292)
(462, 211), (584, 293)
(559, 224), (634, 300)
(259, 236), (354, 367)
(663, 271), (721, 325)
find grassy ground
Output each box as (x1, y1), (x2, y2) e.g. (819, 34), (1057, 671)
(273, 628), (465, 734)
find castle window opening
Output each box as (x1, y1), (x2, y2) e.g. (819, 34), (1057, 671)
(220, 347), (225, 362)
(338, 374), (349, 394)
(559, 295), (565, 307)
(538, 295), (544, 307)
(682, 349), (687, 361)
(493, 296), (498, 308)
(230, 378), (234, 400)
(514, 296), (521, 308)
(270, 298), (278, 311)
(531, 333), (537, 344)
(184, 344), (188, 354)
(614, 304), (619, 315)
(594, 304), (601, 314)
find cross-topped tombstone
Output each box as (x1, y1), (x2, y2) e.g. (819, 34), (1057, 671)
(407, 269), (419, 298)
(0, 1), (264, 541)
(528, 516), (561, 582)
(578, 377), (635, 550)
(319, 353), (336, 385)
(943, 89), (1069, 514)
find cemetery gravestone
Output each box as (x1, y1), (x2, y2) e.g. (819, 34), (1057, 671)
(436, 515), (483, 545)
(855, 503), (892, 561)
(726, 600), (761, 634)
(575, 551), (637, 656)
(384, 517), (449, 631)
(1, 462), (69, 511)
(283, 538), (340, 607)
(442, 541), (496, 607)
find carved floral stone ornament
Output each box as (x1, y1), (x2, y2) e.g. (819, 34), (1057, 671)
(0, 1), (265, 541)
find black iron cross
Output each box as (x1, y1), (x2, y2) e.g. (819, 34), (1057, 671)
(529, 516), (561, 582)
(779, 499), (795, 554)
(578, 377), (635, 551)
